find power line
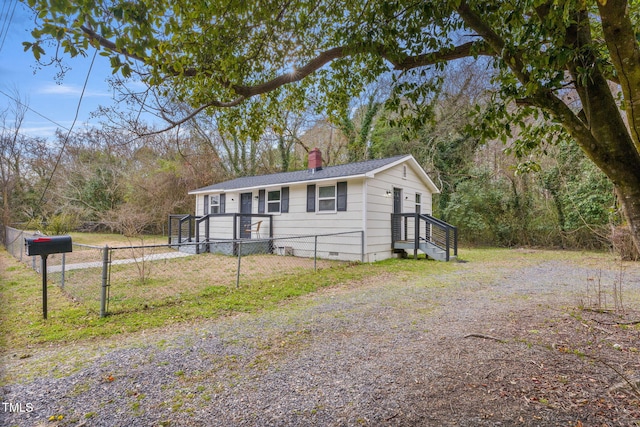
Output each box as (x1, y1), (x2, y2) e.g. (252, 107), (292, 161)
(0, 0), (18, 53)
(38, 48), (98, 206)
(0, 88), (71, 131)
(0, 0), (12, 44)
(0, 0), (9, 40)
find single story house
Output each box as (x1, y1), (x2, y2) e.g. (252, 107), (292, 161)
(184, 149), (456, 262)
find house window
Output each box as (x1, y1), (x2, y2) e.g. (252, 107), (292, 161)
(210, 195), (220, 214)
(267, 190), (281, 213)
(307, 182), (346, 213)
(415, 193), (422, 213)
(318, 185), (336, 212)
(262, 187), (288, 213)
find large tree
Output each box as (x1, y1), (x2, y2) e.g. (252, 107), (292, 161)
(22, 0), (640, 253)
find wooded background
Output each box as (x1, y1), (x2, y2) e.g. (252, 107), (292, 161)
(9, 0), (640, 257)
(0, 59), (618, 252)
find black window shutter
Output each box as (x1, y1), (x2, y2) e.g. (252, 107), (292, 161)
(281, 187), (289, 213)
(258, 190), (265, 213)
(220, 194), (226, 213)
(203, 195), (209, 215)
(337, 181), (347, 211)
(306, 185), (316, 212)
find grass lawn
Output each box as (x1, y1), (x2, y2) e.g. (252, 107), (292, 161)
(0, 244), (615, 356)
(0, 243), (471, 352)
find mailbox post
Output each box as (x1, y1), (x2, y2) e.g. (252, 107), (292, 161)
(25, 235), (73, 319)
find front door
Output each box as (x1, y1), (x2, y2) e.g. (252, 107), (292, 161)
(392, 188), (403, 241)
(393, 188), (402, 214)
(240, 193), (252, 238)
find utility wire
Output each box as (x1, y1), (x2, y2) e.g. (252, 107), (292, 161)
(38, 48), (98, 206)
(1, 78), (163, 148)
(0, 0), (9, 41)
(0, 89), (71, 131)
(0, 0), (18, 53)
(0, 0), (12, 45)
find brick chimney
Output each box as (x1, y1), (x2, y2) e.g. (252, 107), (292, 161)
(308, 148), (323, 171)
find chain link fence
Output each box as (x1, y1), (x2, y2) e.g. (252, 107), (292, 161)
(4, 226), (363, 317)
(4, 226), (37, 265)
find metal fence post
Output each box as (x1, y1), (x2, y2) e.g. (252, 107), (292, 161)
(236, 241), (242, 288)
(19, 229), (24, 261)
(314, 235), (318, 272)
(100, 245), (109, 317)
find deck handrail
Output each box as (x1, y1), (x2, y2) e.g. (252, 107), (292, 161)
(168, 214), (201, 245)
(170, 213), (273, 250)
(391, 213), (457, 261)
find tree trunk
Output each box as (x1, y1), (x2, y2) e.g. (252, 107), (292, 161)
(597, 0), (640, 255)
(566, 94), (640, 256)
(550, 2), (640, 256)
(615, 180), (640, 256)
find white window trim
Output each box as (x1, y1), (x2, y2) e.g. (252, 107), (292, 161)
(415, 192), (422, 214)
(210, 194), (220, 214)
(267, 189), (281, 214)
(317, 184), (337, 213)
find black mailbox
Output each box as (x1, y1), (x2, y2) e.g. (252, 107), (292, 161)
(25, 235), (73, 257)
(25, 235), (73, 320)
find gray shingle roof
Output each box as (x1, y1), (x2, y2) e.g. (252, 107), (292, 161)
(190, 155), (409, 193)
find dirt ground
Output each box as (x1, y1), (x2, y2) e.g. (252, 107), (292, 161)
(1, 249), (640, 426)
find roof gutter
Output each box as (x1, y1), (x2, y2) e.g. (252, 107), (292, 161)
(188, 173), (370, 195)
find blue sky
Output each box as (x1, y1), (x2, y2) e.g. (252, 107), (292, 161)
(0, 2), (117, 139)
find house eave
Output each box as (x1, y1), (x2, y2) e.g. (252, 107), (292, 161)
(188, 154), (439, 195)
(188, 173), (369, 195)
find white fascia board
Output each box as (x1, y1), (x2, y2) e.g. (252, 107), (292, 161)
(188, 188), (219, 195)
(188, 174), (368, 195)
(366, 155), (440, 194)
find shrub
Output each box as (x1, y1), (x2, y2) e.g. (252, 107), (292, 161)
(45, 213), (78, 235)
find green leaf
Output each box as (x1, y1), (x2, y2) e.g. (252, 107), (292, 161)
(111, 6), (124, 20)
(121, 63), (132, 78)
(32, 44), (45, 61)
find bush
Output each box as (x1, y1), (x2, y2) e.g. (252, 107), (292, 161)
(45, 213), (79, 235)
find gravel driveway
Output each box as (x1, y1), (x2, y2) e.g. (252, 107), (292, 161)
(2, 250), (640, 426)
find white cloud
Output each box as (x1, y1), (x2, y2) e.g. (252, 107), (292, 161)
(39, 85), (80, 95)
(22, 119), (90, 139)
(20, 124), (63, 139)
(38, 83), (111, 98)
